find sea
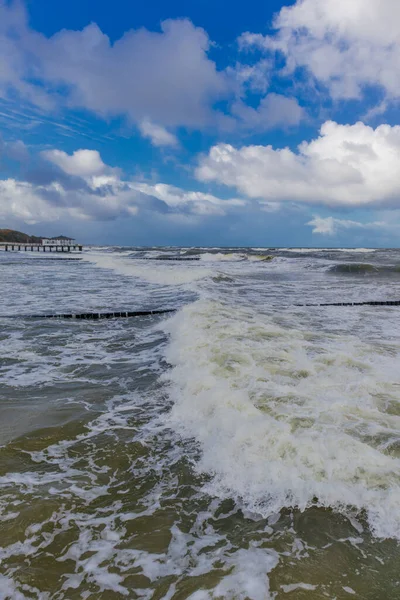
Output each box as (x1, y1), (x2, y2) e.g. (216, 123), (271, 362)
(0, 246), (400, 600)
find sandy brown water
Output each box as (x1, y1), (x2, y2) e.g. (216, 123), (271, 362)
(1, 247), (400, 599)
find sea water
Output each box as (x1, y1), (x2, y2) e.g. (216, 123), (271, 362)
(0, 247), (400, 599)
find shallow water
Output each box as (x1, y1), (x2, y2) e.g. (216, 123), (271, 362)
(0, 247), (400, 599)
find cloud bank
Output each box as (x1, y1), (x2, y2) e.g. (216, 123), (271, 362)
(0, 146), (247, 225)
(197, 121), (400, 208)
(308, 216), (387, 236)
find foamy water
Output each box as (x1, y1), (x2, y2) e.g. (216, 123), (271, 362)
(1, 246), (400, 599)
(162, 300), (400, 539)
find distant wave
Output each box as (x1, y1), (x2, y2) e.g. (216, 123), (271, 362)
(329, 263), (400, 276)
(200, 252), (273, 262)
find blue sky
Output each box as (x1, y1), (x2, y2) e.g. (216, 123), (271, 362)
(1, 0), (400, 246)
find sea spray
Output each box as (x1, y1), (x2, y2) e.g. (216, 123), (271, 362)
(162, 299), (400, 539)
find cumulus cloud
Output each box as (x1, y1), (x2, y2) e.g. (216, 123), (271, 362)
(138, 120), (178, 147)
(196, 120), (400, 208)
(41, 149), (109, 177)
(0, 175), (139, 224)
(0, 2), (307, 137)
(133, 182), (247, 216)
(307, 216), (387, 236)
(0, 1), (54, 110)
(0, 146), (248, 224)
(232, 93), (304, 131)
(0, 179), (62, 224)
(41, 19), (230, 128)
(0, 3), (230, 129)
(240, 0), (400, 103)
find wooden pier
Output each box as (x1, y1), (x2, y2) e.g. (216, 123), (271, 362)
(0, 242), (83, 252)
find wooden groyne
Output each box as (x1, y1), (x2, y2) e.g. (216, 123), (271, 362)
(1, 309), (176, 320)
(1, 301), (399, 321)
(295, 300), (400, 307)
(0, 242), (83, 252)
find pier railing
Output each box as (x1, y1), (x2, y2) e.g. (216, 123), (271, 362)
(0, 242), (83, 252)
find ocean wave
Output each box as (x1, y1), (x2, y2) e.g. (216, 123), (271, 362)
(211, 273), (235, 283)
(200, 252), (273, 262)
(284, 248), (377, 254)
(84, 253), (212, 285)
(329, 263), (400, 276)
(162, 299), (400, 540)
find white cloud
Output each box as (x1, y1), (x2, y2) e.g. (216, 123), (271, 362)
(138, 119), (178, 147)
(133, 182), (247, 216)
(42, 149), (109, 177)
(0, 146), (248, 224)
(41, 19), (228, 127)
(226, 60), (272, 95)
(0, 175), (139, 224)
(240, 0), (400, 102)
(0, 3), (304, 136)
(0, 4), (230, 129)
(196, 120), (400, 208)
(232, 93), (304, 131)
(0, 2), (54, 110)
(0, 179), (62, 224)
(307, 216), (386, 236)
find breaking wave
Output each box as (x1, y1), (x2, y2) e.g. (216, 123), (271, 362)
(199, 253), (273, 262)
(162, 299), (400, 540)
(329, 263), (400, 276)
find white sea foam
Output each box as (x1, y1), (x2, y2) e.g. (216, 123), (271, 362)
(0, 382), (279, 599)
(199, 252), (272, 262)
(281, 582), (318, 593)
(200, 253), (247, 262)
(332, 248), (377, 253)
(84, 253), (212, 285)
(187, 546), (278, 600)
(342, 586), (357, 594)
(283, 248), (377, 254)
(280, 248), (324, 254)
(162, 299), (400, 540)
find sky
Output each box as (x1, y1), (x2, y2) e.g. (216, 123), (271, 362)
(2, 0), (400, 246)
